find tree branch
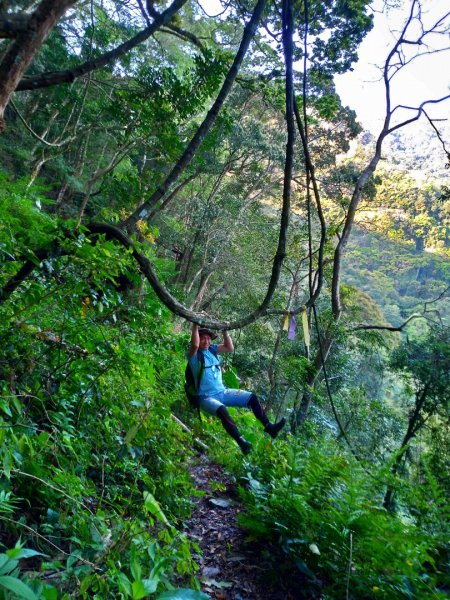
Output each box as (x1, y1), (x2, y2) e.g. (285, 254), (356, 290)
(388, 94), (450, 135)
(0, 221), (302, 331)
(259, 0), (294, 312)
(10, 98), (75, 147)
(351, 313), (423, 332)
(330, 1), (450, 320)
(146, 171), (199, 222)
(160, 23), (207, 52)
(14, 0), (188, 92)
(122, 0), (268, 231)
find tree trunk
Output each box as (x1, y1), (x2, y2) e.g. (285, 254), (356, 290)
(294, 332), (334, 429)
(190, 270), (213, 312)
(383, 384), (430, 510)
(28, 154), (49, 188)
(54, 182), (69, 212)
(266, 261), (303, 412)
(415, 236), (424, 253)
(0, 0), (78, 132)
(177, 227), (202, 286)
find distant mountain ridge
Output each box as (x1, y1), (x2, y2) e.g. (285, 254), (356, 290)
(362, 122), (450, 182)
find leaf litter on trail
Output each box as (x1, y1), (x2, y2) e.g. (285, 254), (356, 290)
(184, 453), (317, 599)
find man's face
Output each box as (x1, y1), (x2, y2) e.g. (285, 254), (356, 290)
(199, 334), (212, 350)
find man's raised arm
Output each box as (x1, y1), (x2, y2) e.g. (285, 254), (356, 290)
(218, 330), (234, 353)
(188, 323), (200, 357)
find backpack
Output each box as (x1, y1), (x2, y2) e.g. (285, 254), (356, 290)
(184, 346), (219, 410)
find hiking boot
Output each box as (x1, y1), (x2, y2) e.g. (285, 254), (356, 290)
(237, 436), (252, 455)
(264, 417), (286, 439)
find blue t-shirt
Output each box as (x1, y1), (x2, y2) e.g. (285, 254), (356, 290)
(188, 345), (224, 398)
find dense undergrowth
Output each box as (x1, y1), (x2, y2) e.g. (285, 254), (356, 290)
(0, 180), (449, 599)
(210, 420), (449, 600)
(0, 183), (207, 598)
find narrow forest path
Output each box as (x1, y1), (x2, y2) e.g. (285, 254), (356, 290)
(183, 452), (305, 600)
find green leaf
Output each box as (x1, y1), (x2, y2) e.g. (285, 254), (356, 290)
(156, 590), (210, 600)
(131, 580), (147, 600)
(0, 399), (12, 417)
(42, 587), (58, 600)
(0, 556), (8, 575)
(130, 557), (142, 582)
(66, 554), (79, 569)
(222, 367), (240, 389)
(79, 575), (94, 594)
(124, 423), (140, 444)
(0, 575), (39, 600)
(149, 557), (171, 580)
(142, 578), (158, 594)
(6, 548), (45, 560)
(0, 555), (18, 576)
(117, 572), (132, 596)
(143, 491), (169, 525)
(2, 451), (11, 479)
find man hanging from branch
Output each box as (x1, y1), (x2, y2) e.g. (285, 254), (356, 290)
(187, 324), (286, 454)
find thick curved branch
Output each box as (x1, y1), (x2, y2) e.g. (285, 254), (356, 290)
(0, 218), (295, 331)
(330, 105), (445, 319)
(84, 223), (289, 330)
(293, 98), (326, 305)
(330, 131), (387, 319)
(122, 0), (268, 231)
(1, 261), (38, 301)
(15, 0), (188, 92)
(0, 5), (300, 335)
(0, 245), (64, 303)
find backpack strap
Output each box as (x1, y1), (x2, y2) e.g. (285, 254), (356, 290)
(193, 350), (205, 421)
(196, 350), (205, 388)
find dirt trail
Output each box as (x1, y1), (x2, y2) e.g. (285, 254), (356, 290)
(183, 453), (301, 600)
